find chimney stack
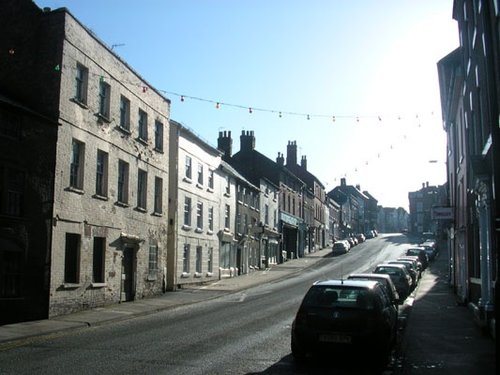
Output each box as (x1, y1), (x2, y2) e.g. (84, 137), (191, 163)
(286, 140), (297, 166)
(301, 155), (307, 170)
(341, 178), (347, 187)
(217, 131), (232, 159)
(240, 130), (256, 152)
(276, 152), (284, 166)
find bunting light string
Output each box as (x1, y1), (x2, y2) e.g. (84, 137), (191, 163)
(332, 120), (427, 184)
(20, 50), (438, 125)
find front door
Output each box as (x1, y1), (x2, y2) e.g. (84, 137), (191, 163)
(122, 246), (136, 302)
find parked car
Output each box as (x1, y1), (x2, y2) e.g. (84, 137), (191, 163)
(365, 230), (375, 239)
(345, 237), (356, 248)
(397, 257), (422, 279)
(373, 263), (412, 300)
(398, 256), (423, 273)
(405, 247), (429, 270)
(420, 241), (438, 260)
(356, 233), (366, 243)
(347, 273), (401, 307)
(387, 260), (418, 288)
(332, 241), (349, 254)
(291, 279), (397, 368)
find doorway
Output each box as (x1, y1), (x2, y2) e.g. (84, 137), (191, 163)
(122, 246), (136, 302)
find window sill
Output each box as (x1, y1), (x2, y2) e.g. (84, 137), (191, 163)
(61, 283), (80, 289)
(152, 211), (163, 217)
(207, 230), (214, 235)
(182, 224), (192, 231)
(181, 272), (190, 278)
(207, 187), (214, 193)
(116, 125), (131, 135)
(224, 192), (231, 197)
(206, 272), (214, 277)
(90, 282), (107, 288)
(66, 186), (84, 195)
(135, 206), (147, 213)
(70, 97), (88, 109)
(183, 177), (192, 184)
(96, 113), (111, 123)
(147, 274), (157, 281)
(115, 201), (129, 207)
(153, 147), (164, 154)
(92, 194), (109, 201)
(137, 137), (148, 145)
(194, 272), (202, 278)
(196, 183), (203, 189)
(195, 228), (203, 233)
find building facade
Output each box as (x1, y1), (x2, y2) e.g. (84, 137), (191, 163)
(167, 121), (222, 289)
(438, 0), (500, 336)
(1, 2), (171, 318)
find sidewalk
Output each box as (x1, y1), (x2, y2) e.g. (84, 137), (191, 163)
(0, 247), (331, 346)
(395, 248), (496, 374)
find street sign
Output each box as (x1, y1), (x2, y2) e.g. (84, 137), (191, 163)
(431, 207), (453, 220)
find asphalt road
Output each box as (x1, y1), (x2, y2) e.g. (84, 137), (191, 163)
(0, 234), (413, 375)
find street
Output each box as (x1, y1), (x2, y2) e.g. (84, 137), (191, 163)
(0, 234), (414, 374)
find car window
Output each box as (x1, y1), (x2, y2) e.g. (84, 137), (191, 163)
(303, 286), (374, 310)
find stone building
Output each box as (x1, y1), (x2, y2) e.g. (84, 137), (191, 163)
(167, 121), (222, 288)
(1, 1), (170, 318)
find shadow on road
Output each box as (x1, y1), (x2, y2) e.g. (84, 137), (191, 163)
(246, 354), (388, 375)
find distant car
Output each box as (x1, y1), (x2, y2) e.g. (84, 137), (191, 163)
(332, 241), (349, 254)
(365, 231), (375, 239)
(419, 243), (437, 261)
(406, 247), (429, 270)
(291, 279), (397, 368)
(347, 273), (401, 306)
(373, 263), (412, 300)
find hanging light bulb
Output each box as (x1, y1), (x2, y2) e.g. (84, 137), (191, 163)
(378, 116), (382, 121)
(216, 102), (220, 109)
(279, 112), (282, 118)
(142, 86), (147, 93)
(332, 116), (336, 122)
(249, 107), (253, 114)
(180, 95), (185, 102)
(307, 114), (310, 120)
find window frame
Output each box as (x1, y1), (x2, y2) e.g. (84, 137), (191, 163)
(95, 150), (108, 198)
(74, 63), (88, 104)
(70, 139), (85, 190)
(64, 233), (81, 284)
(137, 168), (147, 210)
(154, 176), (163, 214)
(154, 120), (164, 152)
(185, 155), (192, 180)
(195, 245), (202, 274)
(184, 196), (192, 227)
(117, 159), (129, 205)
(119, 95), (131, 131)
(183, 244), (190, 273)
(196, 201), (203, 230)
(138, 109), (148, 142)
(98, 79), (111, 119)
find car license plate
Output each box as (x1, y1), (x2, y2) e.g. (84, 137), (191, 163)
(319, 334), (351, 344)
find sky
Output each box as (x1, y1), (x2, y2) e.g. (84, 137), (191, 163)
(34, 0), (459, 211)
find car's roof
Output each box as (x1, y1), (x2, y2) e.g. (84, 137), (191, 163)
(312, 279), (380, 289)
(375, 263), (407, 270)
(347, 273), (393, 281)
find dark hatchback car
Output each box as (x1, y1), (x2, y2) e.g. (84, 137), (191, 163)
(291, 279), (398, 368)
